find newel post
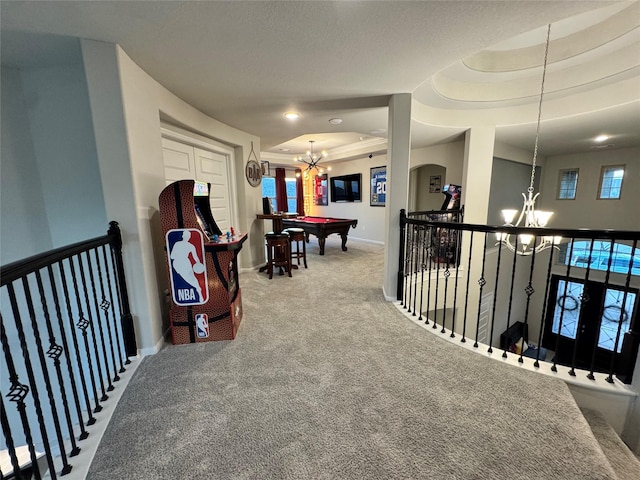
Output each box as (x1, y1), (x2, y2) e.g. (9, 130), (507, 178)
(108, 221), (138, 358)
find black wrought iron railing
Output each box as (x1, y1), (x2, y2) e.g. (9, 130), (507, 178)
(1, 221), (137, 479)
(398, 209), (640, 385)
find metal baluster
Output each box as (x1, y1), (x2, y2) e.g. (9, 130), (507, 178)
(5, 286), (57, 479)
(534, 237), (558, 368)
(450, 226), (462, 339)
(1, 397), (24, 480)
(433, 242), (441, 331)
(34, 270), (80, 456)
(94, 248), (120, 383)
(569, 240), (595, 377)
(21, 275), (72, 475)
(519, 238), (538, 364)
(441, 231), (451, 334)
(461, 232), (474, 343)
(76, 253), (109, 401)
(101, 245), (126, 374)
(425, 225), (434, 326)
(503, 236), (520, 358)
(48, 263), (89, 439)
(68, 256), (103, 413)
(488, 238), (504, 353)
(417, 226), (427, 321)
(588, 240), (615, 380)
(411, 227), (422, 317)
(1, 320), (43, 480)
(552, 239), (575, 373)
(474, 233), (489, 348)
(59, 259), (96, 426)
(84, 250), (115, 393)
(410, 225), (419, 313)
(607, 239), (637, 383)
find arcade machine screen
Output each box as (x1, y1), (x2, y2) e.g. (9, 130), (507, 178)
(193, 181), (223, 240)
(440, 184), (462, 211)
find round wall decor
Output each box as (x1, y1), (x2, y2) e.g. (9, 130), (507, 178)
(245, 159), (262, 187)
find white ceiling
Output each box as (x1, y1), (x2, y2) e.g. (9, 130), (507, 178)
(1, 1), (638, 167)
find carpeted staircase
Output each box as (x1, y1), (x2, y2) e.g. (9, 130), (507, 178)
(581, 408), (640, 480)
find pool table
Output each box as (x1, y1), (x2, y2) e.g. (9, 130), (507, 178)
(282, 216), (358, 255)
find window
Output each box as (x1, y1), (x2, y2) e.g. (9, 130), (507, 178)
(261, 176), (297, 213)
(285, 178), (297, 212)
(557, 169), (578, 199)
(598, 165), (625, 199)
(560, 240), (640, 276)
(262, 176), (276, 210)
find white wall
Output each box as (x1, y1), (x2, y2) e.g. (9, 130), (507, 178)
(410, 141), (464, 183)
(414, 164), (447, 211)
(307, 155), (388, 244)
(0, 68), (52, 264)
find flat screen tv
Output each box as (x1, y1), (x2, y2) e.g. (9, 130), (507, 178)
(330, 173), (362, 203)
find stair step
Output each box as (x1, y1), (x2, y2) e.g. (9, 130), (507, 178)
(581, 408), (640, 480)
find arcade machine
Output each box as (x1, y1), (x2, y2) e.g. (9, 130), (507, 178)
(159, 179), (248, 344)
(433, 184), (462, 265)
(440, 184), (462, 211)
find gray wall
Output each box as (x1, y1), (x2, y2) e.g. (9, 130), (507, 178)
(1, 68), (51, 263)
(0, 63), (107, 264)
(539, 147), (640, 230)
(487, 157), (541, 227)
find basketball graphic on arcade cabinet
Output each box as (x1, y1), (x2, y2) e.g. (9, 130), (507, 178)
(165, 228), (209, 306)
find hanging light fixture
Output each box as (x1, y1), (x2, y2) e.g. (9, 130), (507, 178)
(294, 140), (331, 173)
(497, 23), (561, 256)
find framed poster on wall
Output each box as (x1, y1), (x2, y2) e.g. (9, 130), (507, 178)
(429, 175), (442, 193)
(314, 174), (328, 205)
(370, 166), (386, 206)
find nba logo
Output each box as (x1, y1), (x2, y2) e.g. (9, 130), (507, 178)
(195, 313), (209, 338)
(166, 228), (209, 306)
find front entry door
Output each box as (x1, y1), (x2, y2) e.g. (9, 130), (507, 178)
(543, 276), (637, 373)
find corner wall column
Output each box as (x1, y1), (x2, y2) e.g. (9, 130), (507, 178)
(383, 93), (412, 300)
(462, 126), (495, 225)
(459, 125), (496, 340)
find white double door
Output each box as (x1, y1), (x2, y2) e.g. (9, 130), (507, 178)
(161, 134), (235, 233)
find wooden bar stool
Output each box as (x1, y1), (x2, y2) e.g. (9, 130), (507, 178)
(284, 227), (307, 268)
(265, 232), (292, 279)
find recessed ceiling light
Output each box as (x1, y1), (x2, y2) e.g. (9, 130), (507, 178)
(284, 112), (300, 120)
(370, 129), (386, 135)
(594, 134), (609, 142)
(279, 148), (291, 152)
(328, 118), (343, 125)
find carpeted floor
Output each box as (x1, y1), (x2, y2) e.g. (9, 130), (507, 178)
(87, 237), (618, 479)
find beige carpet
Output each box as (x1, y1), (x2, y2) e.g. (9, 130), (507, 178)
(86, 237), (617, 479)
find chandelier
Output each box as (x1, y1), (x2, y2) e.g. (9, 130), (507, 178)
(497, 24), (561, 256)
(294, 140), (330, 173)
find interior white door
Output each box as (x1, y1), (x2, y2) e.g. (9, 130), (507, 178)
(194, 147), (231, 232)
(161, 136), (234, 233)
(162, 137), (195, 184)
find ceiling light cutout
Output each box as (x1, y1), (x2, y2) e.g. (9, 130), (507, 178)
(284, 112), (300, 120)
